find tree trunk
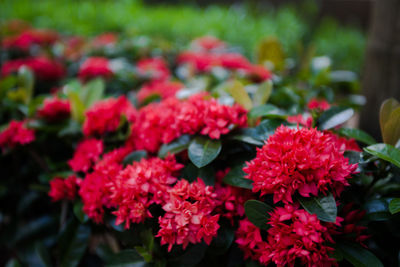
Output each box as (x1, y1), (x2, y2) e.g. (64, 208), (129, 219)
(360, 0), (400, 140)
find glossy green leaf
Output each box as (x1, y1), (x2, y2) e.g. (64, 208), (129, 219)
(105, 249), (144, 267)
(123, 150), (147, 165)
(59, 219), (91, 267)
(81, 78), (105, 108)
(223, 165), (253, 189)
(248, 104), (285, 119)
(343, 151), (361, 165)
(338, 128), (376, 145)
(337, 241), (383, 267)
(228, 80), (252, 110)
(170, 243), (208, 266)
(208, 225), (235, 255)
(158, 135), (190, 158)
(17, 66), (34, 104)
(298, 193), (337, 222)
(364, 143), (400, 168)
(182, 163), (216, 186)
(188, 137), (222, 168)
(318, 106), (354, 130)
(253, 80), (273, 106)
(13, 216), (56, 245)
(67, 91), (86, 123)
(379, 98), (400, 143)
(382, 106), (400, 146)
(364, 199), (391, 221)
(244, 200), (273, 230)
(35, 242), (52, 267)
(73, 201), (88, 223)
(388, 198), (400, 214)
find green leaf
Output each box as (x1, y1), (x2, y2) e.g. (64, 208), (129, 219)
(363, 199), (391, 221)
(158, 135), (190, 158)
(379, 98), (400, 144)
(208, 225), (235, 255)
(389, 198), (400, 214)
(228, 80), (253, 110)
(59, 219), (91, 267)
(382, 106), (400, 146)
(343, 151), (361, 164)
(73, 201), (88, 223)
(81, 78), (105, 108)
(364, 143), (400, 168)
(105, 249), (145, 267)
(337, 241), (383, 267)
(182, 163), (215, 186)
(13, 216), (56, 245)
(223, 165), (253, 189)
(188, 137), (222, 168)
(17, 66), (34, 104)
(248, 104), (285, 119)
(67, 91), (86, 123)
(298, 193), (337, 222)
(244, 200), (273, 230)
(338, 128), (376, 145)
(253, 80), (273, 106)
(318, 107), (354, 130)
(123, 150), (147, 165)
(170, 243), (208, 266)
(35, 242), (52, 267)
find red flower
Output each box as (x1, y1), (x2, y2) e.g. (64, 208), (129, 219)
(236, 219), (265, 261)
(129, 94), (247, 152)
(37, 97), (71, 122)
(136, 58), (170, 81)
(91, 33), (118, 48)
(243, 126), (357, 203)
(137, 80), (183, 104)
(2, 29), (58, 51)
(1, 57), (65, 81)
(264, 205), (336, 267)
(287, 114), (313, 128)
(108, 155), (183, 229)
(78, 57), (113, 80)
(79, 162), (123, 223)
(308, 98), (331, 112)
(0, 120), (35, 149)
(157, 179), (220, 251)
(83, 96), (137, 136)
(325, 131), (361, 152)
(191, 36), (226, 51)
(49, 175), (81, 202)
(68, 138), (103, 173)
(177, 51), (218, 72)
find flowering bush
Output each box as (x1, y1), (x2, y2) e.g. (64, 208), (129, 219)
(0, 21), (399, 267)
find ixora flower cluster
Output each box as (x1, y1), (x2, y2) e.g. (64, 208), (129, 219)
(1, 22), (386, 267)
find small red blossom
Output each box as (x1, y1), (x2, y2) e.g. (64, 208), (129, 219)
(308, 98), (331, 112)
(1, 57), (65, 81)
(287, 114), (313, 128)
(2, 29), (58, 51)
(83, 96), (137, 136)
(325, 131), (362, 152)
(0, 120), (35, 149)
(78, 57), (113, 80)
(37, 97), (71, 122)
(49, 175), (81, 202)
(91, 33), (118, 48)
(108, 155), (183, 229)
(157, 179), (220, 251)
(68, 138), (103, 173)
(137, 81), (183, 104)
(136, 57), (170, 81)
(191, 36), (226, 51)
(243, 126), (357, 203)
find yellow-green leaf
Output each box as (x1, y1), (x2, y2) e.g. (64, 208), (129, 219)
(253, 80), (273, 107)
(228, 80), (252, 110)
(256, 37), (285, 71)
(382, 106), (400, 145)
(380, 98), (400, 142)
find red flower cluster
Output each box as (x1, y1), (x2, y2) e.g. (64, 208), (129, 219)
(0, 120), (35, 149)
(2, 29), (58, 51)
(78, 57), (113, 80)
(137, 80), (183, 104)
(68, 138), (103, 173)
(308, 98), (331, 112)
(129, 94), (247, 152)
(177, 52), (271, 81)
(190, 36), (226, 51)
(48, 175), (81, 202)
(244, 126), (357, 203)
(109, 155), (183, 229)
(91, 33), (118, 48)
(83, 96), (137, 136)
(136, 58), (170, 81)
(37, 97), (71, 122)
(1, 57), (65, 81)
(157, 179), (220, 251)
(287, 114), (313, 128)
(237, 205), (336, 267)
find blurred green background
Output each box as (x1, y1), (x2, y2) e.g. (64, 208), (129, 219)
(0, 0), (366, 71)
